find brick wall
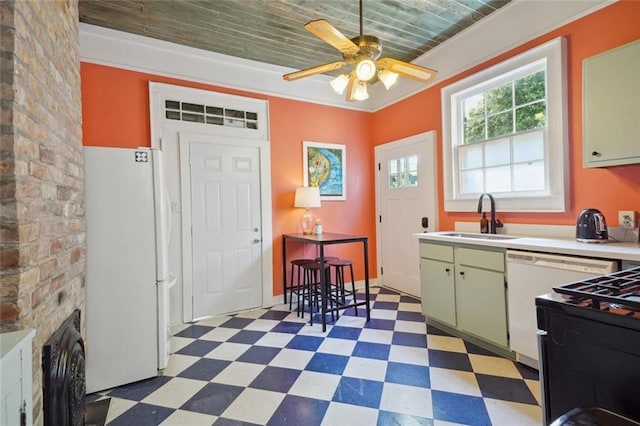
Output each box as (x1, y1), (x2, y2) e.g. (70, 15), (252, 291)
(0, 1), (84, 424)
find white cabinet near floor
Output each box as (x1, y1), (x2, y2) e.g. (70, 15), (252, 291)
(1, 329), (35, 426)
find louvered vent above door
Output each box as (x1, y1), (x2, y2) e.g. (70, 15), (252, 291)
(164, 100), (259, 130)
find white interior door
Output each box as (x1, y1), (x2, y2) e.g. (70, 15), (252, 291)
(375, 131), (438, 297)
(189, 141), (262, 318)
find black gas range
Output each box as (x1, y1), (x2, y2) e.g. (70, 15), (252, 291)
(536, 266), (640, 425)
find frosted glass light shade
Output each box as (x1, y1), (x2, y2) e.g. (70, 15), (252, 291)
(330, 74), (350, 95)
(353, 81), (369, 101)
(355, 58), (376, 82)
(378, 69), (399, 90)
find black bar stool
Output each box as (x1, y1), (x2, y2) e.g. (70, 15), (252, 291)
(299, 262), (335, 325)
(288, 258), (314, 310)
(328, 259), (357, 316)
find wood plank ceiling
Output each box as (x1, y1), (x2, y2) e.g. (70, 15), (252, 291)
(78, 0), (511, 74)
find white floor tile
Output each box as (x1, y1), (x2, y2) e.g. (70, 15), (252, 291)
(370, 309), (397, 320)
(427, 335), (467, 353)
(429, 367), (482, 397)
(199, 327), (240, 342)
(484, 397), (542, 426)
(321, 401), (379, 425)
(380, 382), (433, 418)
(399, 301), (423, 312)
(170, 336), (193, 353)
(142, 377), (207, 409)
(317, 337), (356, 356)
(334, 315), (368, 328)
(269, 348), (315, 370)
(161, 353), (199, 377)
(235, 308), (268, 319)
(196, 315), (233, 327)
(343, 357), (388, 382)
(213, 361), (264, 387)
(203, 342), (251, 361)
(104, 397), (137, 423)
(357, 328), (393, 344)
(221, 388), (285, 424)
(433, 420), (467, 426)
(254, 331), (295, 348)
(160, 409), (218, 425)
(388, 345), (429, 366)
(170, 323), (190, 334)
(394, 319), (427, 334)
(469, 353), (522, 378)
(243, 318), (280, 331)
(375, 293), (402, 302)
(288, 371), (341, 401)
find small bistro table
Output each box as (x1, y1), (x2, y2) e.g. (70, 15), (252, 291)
(282, 233), (371, 332)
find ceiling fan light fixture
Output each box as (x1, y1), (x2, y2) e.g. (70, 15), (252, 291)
(355, 58), (376, 82)
(378, 69), (399, 90)
(330, 74), (350, 95)
(352, 80), (369, 101)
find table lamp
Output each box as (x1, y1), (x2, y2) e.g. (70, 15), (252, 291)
(294, 186), (321, 235)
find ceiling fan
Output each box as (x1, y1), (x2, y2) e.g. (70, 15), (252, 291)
(283, 0), (438, 102)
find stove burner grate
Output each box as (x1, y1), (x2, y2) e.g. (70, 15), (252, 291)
(553, 266), (640, 311)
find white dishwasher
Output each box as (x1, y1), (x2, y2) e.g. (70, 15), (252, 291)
(506, 250), (617, 369)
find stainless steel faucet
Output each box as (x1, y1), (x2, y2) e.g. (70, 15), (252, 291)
(477, 193), (503, 234)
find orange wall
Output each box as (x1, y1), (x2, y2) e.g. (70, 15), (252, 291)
(371, 0), (640, 230)
(80, 64), (376, 297)
(81, 1), (640, 298)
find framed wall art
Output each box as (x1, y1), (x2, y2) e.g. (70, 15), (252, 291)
(303, 141), (346, 201)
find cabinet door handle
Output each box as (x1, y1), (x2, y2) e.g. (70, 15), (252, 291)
(445, 268), (450, 273)
(591, 151), (601, 157)
(459, 271), (465, 277)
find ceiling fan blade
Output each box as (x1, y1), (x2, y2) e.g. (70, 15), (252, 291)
(283, 61), (347, 81)
(378, 57), (438, 82)
(345, 74), (358, 102)
(305, 19), (360, 56)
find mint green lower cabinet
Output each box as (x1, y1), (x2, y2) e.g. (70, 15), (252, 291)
(455, 266), (508, 347)
(419, 241), (509, 351)
(420, 258), (456, 327)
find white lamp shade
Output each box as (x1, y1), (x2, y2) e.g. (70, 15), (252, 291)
(294, 186), (321, 208)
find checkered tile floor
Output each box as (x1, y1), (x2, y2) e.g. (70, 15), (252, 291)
(87, 287), (542, 425)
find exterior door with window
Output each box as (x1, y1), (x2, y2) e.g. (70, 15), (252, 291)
(376, 132), (437, 297)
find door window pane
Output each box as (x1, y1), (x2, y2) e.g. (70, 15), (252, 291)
(388, 155), (418, 189)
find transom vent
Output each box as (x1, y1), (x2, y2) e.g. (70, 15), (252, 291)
(164, 100), (259, 130)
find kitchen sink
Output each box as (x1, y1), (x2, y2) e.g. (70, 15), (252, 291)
(439, 232), (519, 240)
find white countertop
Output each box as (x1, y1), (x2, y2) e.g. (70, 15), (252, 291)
(415, 231), (640, 262)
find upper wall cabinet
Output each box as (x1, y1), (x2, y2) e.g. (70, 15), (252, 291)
(583, 39), (640, 168)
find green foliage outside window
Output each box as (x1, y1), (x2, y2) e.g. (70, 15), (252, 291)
(462, 70), (546, 144)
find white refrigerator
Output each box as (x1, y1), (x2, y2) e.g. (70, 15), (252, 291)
(84, 146), (174, 394)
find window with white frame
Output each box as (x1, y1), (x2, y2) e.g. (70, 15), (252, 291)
(442, 37), (568, 212)
(388, 155), (418, 189)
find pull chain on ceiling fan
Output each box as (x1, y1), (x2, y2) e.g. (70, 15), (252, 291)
(283, 0), (438, 101)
